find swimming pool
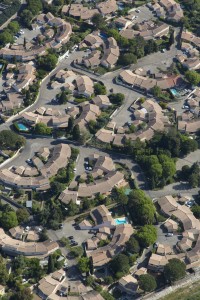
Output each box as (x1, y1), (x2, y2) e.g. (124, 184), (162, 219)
(170, 88), (179, 97)
(115, 217), (128, 225)
(16, 123), (29, 132)
(99, 32), (108, 39)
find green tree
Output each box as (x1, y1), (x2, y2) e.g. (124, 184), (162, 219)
(39, 229), (49, 241)
(119, 53), (137, 65)
(38, 53), (58, 71)
(91, 13), (105, 29)
(151, 85), (162, 97)
(50, 181), (64, 195)
(192, 206), (200, 219)
(67, 117), (74, 133)
(169, 30), (175, 46)
(110, 254), (130, 277)
(0, 256), (9, 285)
(139, 274), (157, 292)
(0, 211), (18, 230)
(78, 257), (90, 273)
(164, 258), (186, 283)
(72, 124), (81, 141)
(0, 130), (25, 150)
(104, 276), (113, 285)
(136, 225), (157, 248)
(47, 255), (55, 274)
(85, 275), (95, 286)
(16, 208), (30, 224)
(7, 21), (20, 34)
(112, 187), (128, 205)
(59, 91), (68, 104)
(70, 246), (84, 258)
(126, 237), (140, 254)
(109, 93), (125, 106)
(20, 9), (34, 27)
(0, 29), (13, 45)
(94, 83), (107, 95)
(10, 287), (33, 300)
(34, 123), (52, 135)
(67, 200), (79, 216)
(128, 190), (155, 225)
(185, 70), (200, 86)
(27, 0), (43, 15)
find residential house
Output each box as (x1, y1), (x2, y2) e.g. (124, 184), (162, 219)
(118, 275), (138, 295)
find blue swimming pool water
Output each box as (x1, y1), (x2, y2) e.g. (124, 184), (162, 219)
(99, 32), (108, 39)
(115, 217), (128, 225)
(170, 88), (179, 97)
(118, 3), (124, 10)
(17, 123), (29, 131)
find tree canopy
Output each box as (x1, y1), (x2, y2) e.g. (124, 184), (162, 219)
(0, 211), (18, 230)
(119, 53), (137, 65)
(164, 258), (186, 283)
(128, 189), (155, 225)
(0, 130), (25, 150)
(110, 254), (130, 278)
(185, 70), (200, 86)
(136, 225), (157, 247)
(139, 274), (157, 292)
(78, 257), (90, 273)
(109, 93), (125, 106)
(34, 123), (52, 135)
(94, 83), (107, 95)
(126, 237), (140, 254)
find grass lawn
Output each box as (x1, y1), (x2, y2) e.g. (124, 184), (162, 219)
(161, 280), (200, 300)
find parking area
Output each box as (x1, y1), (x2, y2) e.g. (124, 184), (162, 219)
(48, 220), (91, 246)
(129, 5), (155, 23)
(156, 225), (181, 248)
(14, 27), (42, 44)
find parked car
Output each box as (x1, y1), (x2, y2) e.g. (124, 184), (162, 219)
(68, 236), (74, 240)
(166, 233), (173, 237)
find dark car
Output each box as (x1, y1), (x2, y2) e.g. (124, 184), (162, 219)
(68, 236), (74, 239)
(71, 242), (78, 246)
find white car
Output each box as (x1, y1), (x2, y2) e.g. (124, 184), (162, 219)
(166, 233), (173, 237)
(136, 9), (140, 13)
(73, 168), (77, 172)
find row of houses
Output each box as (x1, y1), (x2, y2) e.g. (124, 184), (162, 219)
(79, 33), (120, 69)
(59, 154), (125, 205)
(0, 12), (72, 62)
(181, 31), (200, 51)
(0, 144), (71, 191)
(120, 21), (169, 41)
(0, 228), (58, 258)
(118, 69), (182, 93)
(63, 0), (118, 21)
(148, 0), (183, 22)
(37, 268), (104, 300)
(95, 98), (170, 146)
(178, 89), (200, 134)
(0, 63), (36, 113)
(147, 195), (200, 272)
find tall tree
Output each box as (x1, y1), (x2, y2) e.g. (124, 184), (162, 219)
(72, 124), (81, 141)
(47, 255), (55, 274)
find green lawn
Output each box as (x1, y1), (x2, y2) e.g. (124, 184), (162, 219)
(161, 281), (200, 300)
